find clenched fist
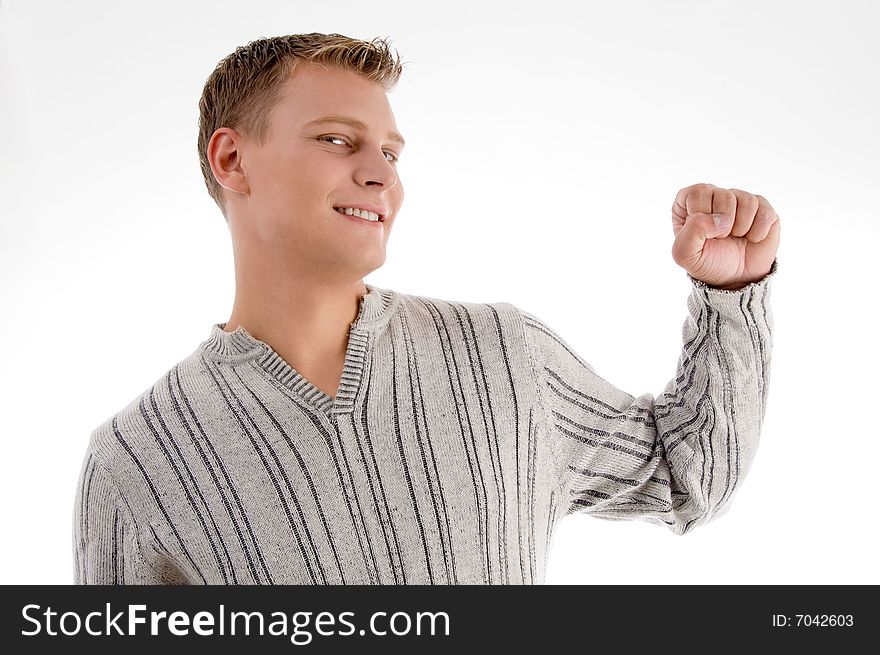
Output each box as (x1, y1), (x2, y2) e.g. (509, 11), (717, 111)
(671, 183), (781, 290)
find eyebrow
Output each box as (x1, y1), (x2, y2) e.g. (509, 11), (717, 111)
(303, 114), (406, 147)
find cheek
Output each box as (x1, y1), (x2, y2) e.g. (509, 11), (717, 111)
(271, 160), (328, 204)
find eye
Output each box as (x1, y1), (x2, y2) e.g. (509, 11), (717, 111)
(320, 135), (349, 147)
(319, 135), (399, 164)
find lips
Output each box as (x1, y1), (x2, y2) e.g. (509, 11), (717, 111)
(334, 207), (383, 222)
(332, 203), (388, 221)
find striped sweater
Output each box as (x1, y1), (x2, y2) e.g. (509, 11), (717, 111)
(73, 259), (777, 584)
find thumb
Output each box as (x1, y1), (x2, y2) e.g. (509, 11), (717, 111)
(671, 212), (731, 269)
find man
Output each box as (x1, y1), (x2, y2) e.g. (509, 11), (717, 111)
(73, 33), (780, 585)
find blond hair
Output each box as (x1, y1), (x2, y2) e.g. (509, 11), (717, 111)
(197, 33), (405, 220)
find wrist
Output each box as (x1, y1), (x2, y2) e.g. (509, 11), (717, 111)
(714, 281), (748, 291)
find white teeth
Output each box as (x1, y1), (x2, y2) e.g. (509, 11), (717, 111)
(335, 207), (381, 222)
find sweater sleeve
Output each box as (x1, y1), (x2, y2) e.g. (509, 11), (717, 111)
(72, 448), (164, 584)
(520, 258), (777, 535)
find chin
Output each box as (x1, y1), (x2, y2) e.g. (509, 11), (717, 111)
(360, 253), (387, 275)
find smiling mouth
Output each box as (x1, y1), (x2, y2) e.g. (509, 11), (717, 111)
(333, 207), (385, 222)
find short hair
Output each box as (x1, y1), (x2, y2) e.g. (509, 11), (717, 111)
(197, 33), (406, 221)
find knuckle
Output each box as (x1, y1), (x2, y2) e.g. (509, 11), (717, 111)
(730, 188), (759, 206)
(755, 193), (774, 210)
(741, 198), (760, 213)
(755, 208), (775, 222)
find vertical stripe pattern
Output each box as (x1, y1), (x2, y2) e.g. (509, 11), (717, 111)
(72, 264), (776, 584)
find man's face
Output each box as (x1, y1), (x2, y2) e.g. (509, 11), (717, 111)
(226, 63), (405, 282)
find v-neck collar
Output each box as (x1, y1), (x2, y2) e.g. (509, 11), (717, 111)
(199, 283), (400, 416)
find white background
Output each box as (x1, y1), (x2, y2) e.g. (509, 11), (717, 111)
(1, 0), (878, 585)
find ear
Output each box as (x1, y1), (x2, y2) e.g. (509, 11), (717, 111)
(208, 127), (250, 196)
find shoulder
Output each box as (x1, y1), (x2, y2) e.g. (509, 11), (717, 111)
(85, 348), (208, 473)
(391, 290), (541, 365)
(391, 291), (539, 354)
(395, 288), (525, 328)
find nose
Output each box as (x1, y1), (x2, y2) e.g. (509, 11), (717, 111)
(355, 150), (399, 189)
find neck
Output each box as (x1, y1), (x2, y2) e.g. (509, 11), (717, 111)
(223, 274), (368, 371)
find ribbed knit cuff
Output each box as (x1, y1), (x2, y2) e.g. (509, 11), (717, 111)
(687, 258), (776, 326)
(688, 257), (779, 295)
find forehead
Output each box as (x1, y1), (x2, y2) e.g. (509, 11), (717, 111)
(272, 64), (397, 127)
